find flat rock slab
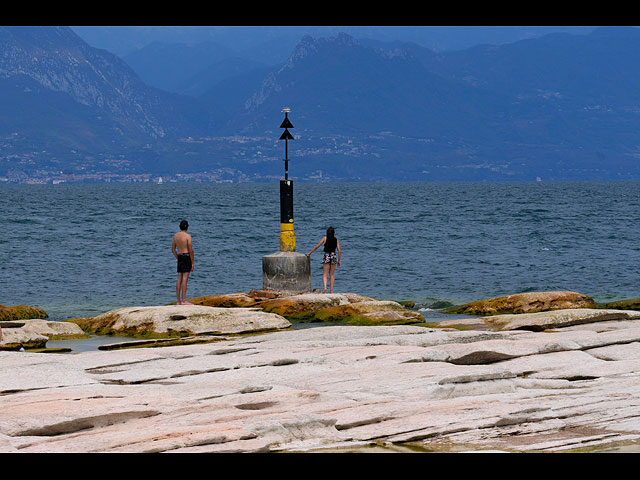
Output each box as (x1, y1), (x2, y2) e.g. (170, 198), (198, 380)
(2, 318), (640, 453)
(435, 308), (640, 332)
(1, 319), (87, 350)
(67, 305), (291, 337)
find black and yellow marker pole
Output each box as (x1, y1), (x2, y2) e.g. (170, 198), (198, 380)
(262, 107), (311, 292)
(280, 179), (295, 251)
(279, 108), (295, 252)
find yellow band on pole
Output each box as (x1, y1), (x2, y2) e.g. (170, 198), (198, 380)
(280, 222), (294, 232)
(280, 227), (296, 252)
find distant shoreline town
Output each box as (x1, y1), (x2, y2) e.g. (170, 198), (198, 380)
(0, 169), (333, 185)
(0, 171), (258, 185)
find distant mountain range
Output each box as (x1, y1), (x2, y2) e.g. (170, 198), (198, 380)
(2, 26), (640, 183)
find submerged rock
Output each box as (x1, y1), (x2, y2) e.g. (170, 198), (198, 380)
(67, 305), (291, 337)
(443, 291), (596, 316)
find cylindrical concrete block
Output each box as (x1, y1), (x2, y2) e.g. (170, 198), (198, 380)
(262, 251), (311, 292)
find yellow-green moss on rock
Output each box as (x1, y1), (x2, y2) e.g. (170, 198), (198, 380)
(598, 298), (640, 310)
(0, 305), (48, 321)
(258, 294), (423, 326)
(315, 301), (424, 325)
(256, 293), (367, 319)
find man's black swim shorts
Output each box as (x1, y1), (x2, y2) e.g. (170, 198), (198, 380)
(177, 253), (192, 273)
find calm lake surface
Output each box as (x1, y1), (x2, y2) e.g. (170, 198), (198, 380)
(3, 181), (640, 322)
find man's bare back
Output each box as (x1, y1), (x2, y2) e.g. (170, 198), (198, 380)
(172, 230), (193, 255)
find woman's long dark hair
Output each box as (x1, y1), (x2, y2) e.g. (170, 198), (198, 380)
(326, 226), (335, 238)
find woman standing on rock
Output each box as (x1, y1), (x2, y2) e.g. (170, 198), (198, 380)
(307, 227), (341, 294)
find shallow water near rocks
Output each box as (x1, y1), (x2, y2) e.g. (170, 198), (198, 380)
(45, 334), (148, 352)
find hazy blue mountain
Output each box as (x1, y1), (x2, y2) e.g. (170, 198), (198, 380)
(198, 64), (279, 130)
(214, 33), (513, 139)
(172, 57), (271, 97)
(413, 27), (640, 154)
(101, 26), (598, 97)
(0, 26), (207, 175)
(123, 40), (239, 92)
(3, 26), (640, 182)
(197, 27), (640, 181)
(416, 27), (640, 105)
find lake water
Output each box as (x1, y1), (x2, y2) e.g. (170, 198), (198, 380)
(3, 181), (640, 324)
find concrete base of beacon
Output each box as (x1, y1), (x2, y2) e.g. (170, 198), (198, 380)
(262, 251), (311, 292)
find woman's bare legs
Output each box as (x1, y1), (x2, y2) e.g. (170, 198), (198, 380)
(329, 263), (337, 293)
(322, 264), (329, 293)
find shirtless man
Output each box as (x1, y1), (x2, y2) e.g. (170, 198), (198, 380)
(172, 220), (194, 305)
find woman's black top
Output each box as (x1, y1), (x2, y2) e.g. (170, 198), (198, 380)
(324, 236), (337, 253)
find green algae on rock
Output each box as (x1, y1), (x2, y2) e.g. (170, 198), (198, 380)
(0, 305), (48, 321)
(312, 301), (424, 326)
(598, 298), (640, 311)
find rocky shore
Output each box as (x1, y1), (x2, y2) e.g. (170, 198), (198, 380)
(1, 290), (640, 453)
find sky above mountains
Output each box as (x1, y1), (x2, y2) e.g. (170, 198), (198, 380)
(72, 26), (600, 58)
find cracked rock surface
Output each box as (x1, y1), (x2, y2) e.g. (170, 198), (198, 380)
(2, 312), (640, 452)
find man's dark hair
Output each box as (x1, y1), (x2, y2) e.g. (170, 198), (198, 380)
(180, 220), (189, 231)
